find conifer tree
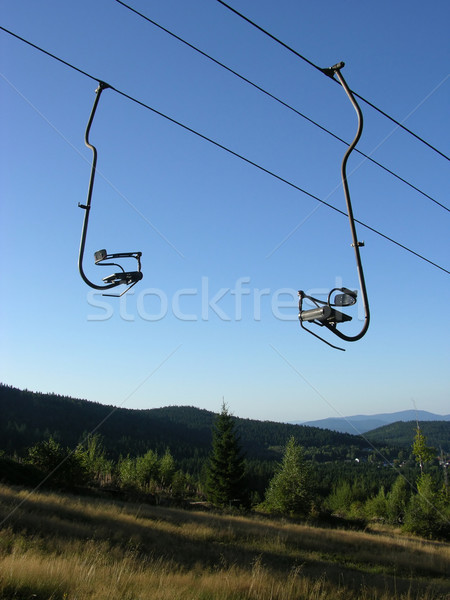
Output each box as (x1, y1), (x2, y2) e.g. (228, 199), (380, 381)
(386, 475), (410, 524)
(403, 473), (444, 538)
(205, 403), (246, 507)
(412, 425), (435, 473)
(264, 436), (312, 517)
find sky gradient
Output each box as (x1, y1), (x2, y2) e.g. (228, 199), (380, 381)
(1, 0), (449, 423)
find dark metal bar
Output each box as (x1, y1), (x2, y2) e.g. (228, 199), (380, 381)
(330, 63), (370, 343)
(78, 82), (120, 291)
(78, 84), (142, 295)
(297, 63), (370, 349)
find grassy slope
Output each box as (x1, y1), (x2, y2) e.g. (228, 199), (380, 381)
(0, 484), (449, 600)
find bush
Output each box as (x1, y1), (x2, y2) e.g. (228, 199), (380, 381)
(27, 437), (88, 486)
(364, 487), (387, 521)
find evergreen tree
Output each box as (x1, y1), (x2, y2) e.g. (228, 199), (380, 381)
(386, 475), (410, 525)
(264, 436), (312, 517)
(205, 403), (246, 507)
(412, 425), (435, 473)
(405, 426), (447, 538)
(403, 473), (444, 538)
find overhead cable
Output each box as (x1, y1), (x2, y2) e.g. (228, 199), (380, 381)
(0, 25), (448, 275)
(114, 0), (449, 214)
(217, 0), (450, 163)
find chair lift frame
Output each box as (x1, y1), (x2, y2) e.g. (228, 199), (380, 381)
(78, 82), (142, 297)
(298, 63), (370, 351)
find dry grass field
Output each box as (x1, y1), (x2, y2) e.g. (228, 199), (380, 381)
(0, 483), (449, 599)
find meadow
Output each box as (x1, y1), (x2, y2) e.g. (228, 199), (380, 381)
(0, 483), (449, 600)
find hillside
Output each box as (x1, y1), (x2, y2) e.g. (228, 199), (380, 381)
(0, 384), (369, 465)
(365, 420), (450, 451)
(1, 483), (449, 600)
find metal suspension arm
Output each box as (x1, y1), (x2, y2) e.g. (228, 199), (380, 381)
(326, 62), (370, 343)
(78, 82), (121, 292)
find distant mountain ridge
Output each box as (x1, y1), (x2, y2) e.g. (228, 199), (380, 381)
(296, 410), (450, 435)
(2, 385), (448, 464)
(0, 384), (369, 465)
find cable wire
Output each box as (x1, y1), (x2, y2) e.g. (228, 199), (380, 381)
(114, 0), (449, 214)
(1, 24), (448, 275)
(217, 0), (450, 163)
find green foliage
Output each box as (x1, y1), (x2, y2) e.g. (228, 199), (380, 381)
(0, 384), (375, 468)
(412, 425), (436, 473)
(325, 477), (372, 520)
(135, 449), (159, 489)
(26, 437), (87, 485)
(326, 480), (353, 516)
(171, 470), (191, 501)
(117, 455), (137, 489)
(366, 420), (450, 451)
(75, 434), (113, 485)
(205, 403), (246, 507)
(386, 475), (410, 525)
(264, 436), (312, 517)
(118, 448), (181, 494)
(3, 383), (449, 538)
(364, 487), (388, 521)
(403, 473), (449, 539)
(27, 437), (65, 471)
(159, 448), (176, 489)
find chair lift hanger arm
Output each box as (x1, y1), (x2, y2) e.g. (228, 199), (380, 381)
(332, 63), (370, 343)
(78, 82), (142, 295)
(298, 62), (370, 349)
(78, 82), (117, 291)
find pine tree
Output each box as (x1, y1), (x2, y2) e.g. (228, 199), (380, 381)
(264, 436), (312, 517)
(412, 425), (435, 473)
(205, 403), (246, 507)
(403, 473), (443, 538)
(386, 475), (410, 525)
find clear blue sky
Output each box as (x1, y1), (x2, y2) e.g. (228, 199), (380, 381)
(1, 0), (449, 423)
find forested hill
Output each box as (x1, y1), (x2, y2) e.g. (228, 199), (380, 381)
(365, 420), (450, 451)
(0, 384), (368, 462)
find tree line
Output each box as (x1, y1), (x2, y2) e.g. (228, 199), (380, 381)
(0, 384), (377, 464)
(2, 401), (448, 540)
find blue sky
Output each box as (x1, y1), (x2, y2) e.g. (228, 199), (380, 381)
(1, 0), (449, 423)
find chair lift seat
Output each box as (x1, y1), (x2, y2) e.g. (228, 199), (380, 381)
(102, 271), (143, 285)
(300, 305), (352, 325)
